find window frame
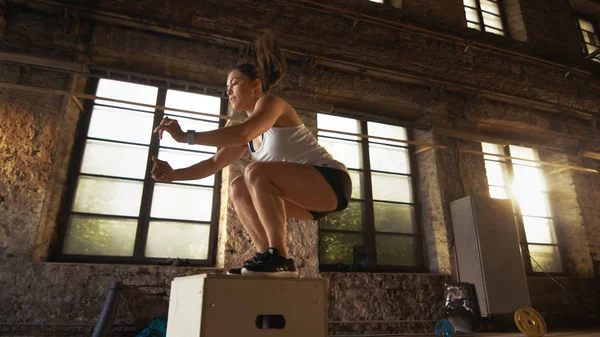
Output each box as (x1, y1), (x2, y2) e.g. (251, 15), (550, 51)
(574, 13), (600, 63)
(484, 144), (567, 276)
(317, 120), (425, 273)
(463, 0), (509, 36)
(51, 77), (227, 266)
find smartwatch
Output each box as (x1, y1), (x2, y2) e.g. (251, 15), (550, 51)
(186, 130), (196, 145)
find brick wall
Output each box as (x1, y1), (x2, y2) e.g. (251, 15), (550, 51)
(0, 64), (225, 335)
(528, 276), (600, 328)
(503, 0), (529, 42)
(518, 0), (583, 62)
(572, 158), (600, 272)
(540, 152), (595, 277)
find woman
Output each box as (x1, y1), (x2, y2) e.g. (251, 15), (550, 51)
(152, 31), (351, 277)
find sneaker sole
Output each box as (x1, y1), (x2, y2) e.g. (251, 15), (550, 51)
(241, 269), (299, 278)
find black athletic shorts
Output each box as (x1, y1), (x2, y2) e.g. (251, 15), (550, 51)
(309, 166), (352, 221)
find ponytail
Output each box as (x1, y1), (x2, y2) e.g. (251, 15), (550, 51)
(232, 30), (286, 93)
(255, 30), (286, 92)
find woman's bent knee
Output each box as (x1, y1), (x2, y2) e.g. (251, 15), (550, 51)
(243, 162), (268, 186)
(230, 176), (251, 203)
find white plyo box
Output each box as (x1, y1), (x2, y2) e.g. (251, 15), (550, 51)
(166, 274), (328, 337)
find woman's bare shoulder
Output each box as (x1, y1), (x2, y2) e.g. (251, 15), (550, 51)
(261, 95), (301, 127)
(259, 95), (295, 115)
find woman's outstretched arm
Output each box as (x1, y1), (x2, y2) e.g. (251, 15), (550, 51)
(152, 145), (248, 182)
(153, 95), (286, 148)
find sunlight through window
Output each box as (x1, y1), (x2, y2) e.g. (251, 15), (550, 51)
(463, 0), (505, 36)
(576, 17), (600, 63)
(317, 114), (419, 270)
(482, 143), (562, 273)
(60, 79), (223, 263)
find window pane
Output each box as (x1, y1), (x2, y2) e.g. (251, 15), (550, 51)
(523, 217), (557, 244)
(317, 114), (361, 141)
(372, 173), (412, 203)
(319, 202), (363, 231)
(584, 33), (600, 46)
(516, 191), (551, 217)
(62, 215), (137, 256)
(348, 170), (364, 200)
(160, 115), (218, 153)
(367, 122), (407, 145)
(468, 22), (482, 31)
(578, 18), (595, 33)
(489, 185), (508, 199)
(165, 90), (221, 121)
(73, 176), (143, 216)
(376, 234), (418, 266)
(157, 149), (215, 186)
(463, 0), (477, 7)
(318, 138), (362, 169)
(80, 140), (149, 179)
(509, 145), (537, 160)
(319, 232), (364, 264)
(96, 79), (158, 112)
(88, 106), (154, 144)
(145, 221), (210, 259)
(482, 142), (505, 161)
(586, 44), (599, 55)
(512, 164), (547, 192)
(465, 7), (480, 23)
(509, 145), (538, 166)
(484, 160), (508, 187)
(529, 245), (563, 273)
(485, 26), (505, 36)
(583, 31), (591, 43)
(483, 12), (503, 30)
(374, 203), (415, 234)
(480, 0), (500, 14)
(369, 143), (410, 174)
(151, 184), (214, 221)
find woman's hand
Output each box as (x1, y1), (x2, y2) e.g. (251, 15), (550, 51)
(151, 156), (176, 182)
(154, 116), (185, 142)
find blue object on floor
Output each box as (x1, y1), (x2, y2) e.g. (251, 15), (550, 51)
(135, 316), (167, 337)
(434, 319), (456, 337)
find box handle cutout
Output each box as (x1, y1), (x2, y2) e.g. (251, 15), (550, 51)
(255, 315), (286, 329)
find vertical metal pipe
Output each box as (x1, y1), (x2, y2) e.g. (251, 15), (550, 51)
(91, 281), (122, 337)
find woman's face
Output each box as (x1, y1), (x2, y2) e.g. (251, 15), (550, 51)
(226, 70), (262, 113)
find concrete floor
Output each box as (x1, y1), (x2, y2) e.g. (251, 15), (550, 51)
(330, 330), (600, 337)
(475, 332), (600, 337)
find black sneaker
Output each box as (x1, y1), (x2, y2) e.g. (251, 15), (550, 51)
(227, 252), (266, 275)
(242, 248), (298, 277)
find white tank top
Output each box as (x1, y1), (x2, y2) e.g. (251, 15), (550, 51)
(248, 124), (348, 172)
